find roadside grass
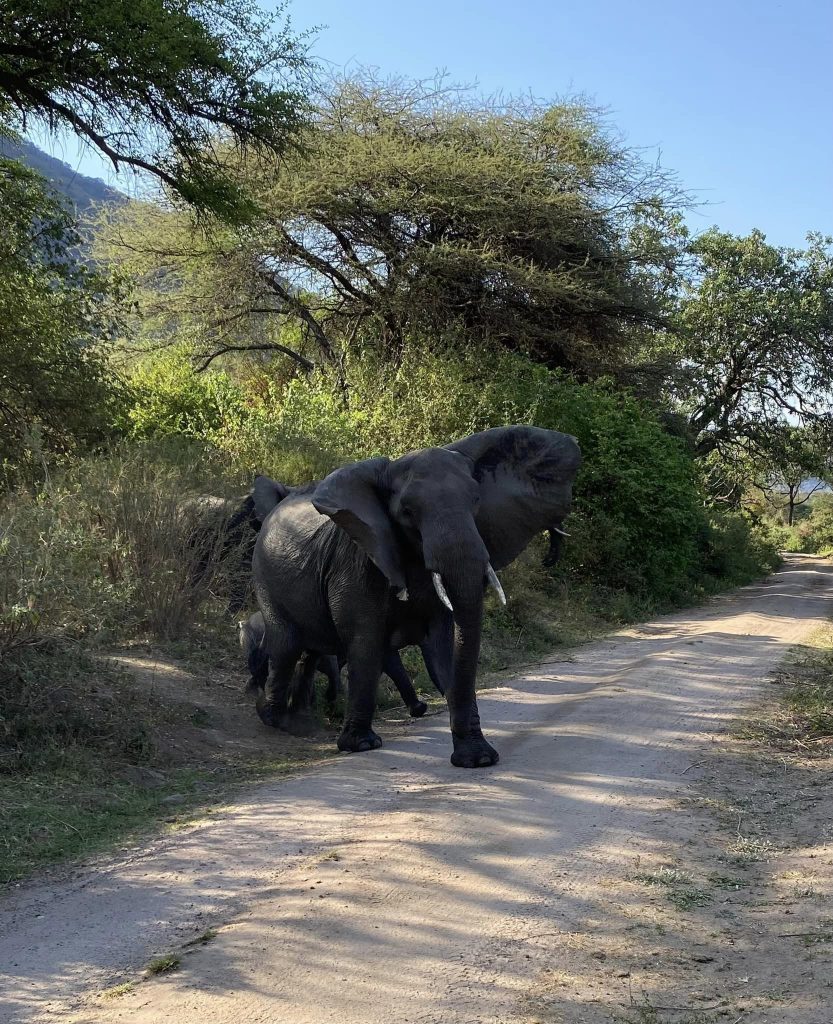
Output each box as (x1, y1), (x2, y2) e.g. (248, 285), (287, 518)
(0, 640), (320, 885)
(632, 866), (693, 887)
(183, 928), (218, 947)
(738, 624), (833, 752)
(146, 953), (180, 975)
(100, 981), (135, 999)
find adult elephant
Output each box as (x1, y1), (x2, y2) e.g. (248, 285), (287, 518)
(246, 476), (438, 718)
(252, 426), (581, 768)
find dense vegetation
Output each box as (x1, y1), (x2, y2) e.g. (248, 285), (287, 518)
(1, 6), (830, 878)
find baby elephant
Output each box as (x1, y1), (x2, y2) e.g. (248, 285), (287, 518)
(238, 612), (430, 718)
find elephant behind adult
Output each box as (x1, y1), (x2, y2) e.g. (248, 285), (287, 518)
(238, 610), (430, 718)
(252, 425), (581, 768)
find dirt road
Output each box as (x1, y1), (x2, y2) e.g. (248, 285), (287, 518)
(2, 555), (832, 1023)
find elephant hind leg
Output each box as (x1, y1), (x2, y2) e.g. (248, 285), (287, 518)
(382, 651), (427, 718)
(255, 616), (303, 731)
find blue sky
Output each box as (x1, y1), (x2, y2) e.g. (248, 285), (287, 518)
(33, 0), (832, 247)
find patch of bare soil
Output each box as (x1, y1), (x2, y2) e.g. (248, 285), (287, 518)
(523, 714), (833, 1024)
(109, 648), (334, 767)
(108, 643), (435, 771)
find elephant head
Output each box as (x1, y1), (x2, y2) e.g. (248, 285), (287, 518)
(309, 426), (581, 765)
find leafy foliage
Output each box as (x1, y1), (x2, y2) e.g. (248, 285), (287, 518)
(0, 0), (311, 221)
(131, 344), (768, 605)
(678, 229), (833, 460)
(96, 74), (687, 376)
(0, 157), (125, 477)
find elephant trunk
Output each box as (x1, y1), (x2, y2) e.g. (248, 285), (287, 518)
(422, 517), (490, 739)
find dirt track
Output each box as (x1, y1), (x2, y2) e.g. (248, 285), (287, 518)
(1, 554), (832, 1023)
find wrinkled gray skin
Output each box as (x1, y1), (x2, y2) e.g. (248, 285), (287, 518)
(238, 611), (429, 718)
(245, 477), (436, 719)
(252, 425), (581, 768)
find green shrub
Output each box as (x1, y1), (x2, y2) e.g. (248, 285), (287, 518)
(699, 511), (782, 586)
(127, 345), (245, 440)
(806, 494), (833, 554)
(145, 344), (777, 608)
(312, 347), (708, 604)
(0, 441), (248, 649)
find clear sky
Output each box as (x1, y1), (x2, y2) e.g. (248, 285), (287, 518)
(33, 0), (832, 247)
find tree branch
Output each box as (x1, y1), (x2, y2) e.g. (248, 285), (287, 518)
(194, 342), (313, 373)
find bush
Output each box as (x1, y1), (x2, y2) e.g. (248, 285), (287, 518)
(231, 348), (710, 604)
(127, 345), (245, 440)
(806, 494), (833, 554)
(699, 511), (782, 586)
(141, 343), (776, 608)
(0, 442), (249, 649)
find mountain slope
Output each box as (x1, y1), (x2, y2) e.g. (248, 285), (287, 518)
(0, 137), (124, 213)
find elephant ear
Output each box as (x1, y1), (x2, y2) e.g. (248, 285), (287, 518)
(252, 475), (291, 522)
(446, 426), (582, 570)
(311, 458), (406, 591)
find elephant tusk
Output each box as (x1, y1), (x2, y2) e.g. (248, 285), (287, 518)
(396, 587), (409, 601)
(486, 564), (507, 605)
(551, 526), (570, 537)
(432, 572), (454, 612)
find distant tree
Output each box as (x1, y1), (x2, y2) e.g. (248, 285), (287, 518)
(677, 230), (833, 460)
(95, 75), (688, 384)
(0, 0), (311, 221)
(0, 158), (124, 476)
(747, 425), (833, 526)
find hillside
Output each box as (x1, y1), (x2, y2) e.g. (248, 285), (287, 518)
(0, 137), (123, 213)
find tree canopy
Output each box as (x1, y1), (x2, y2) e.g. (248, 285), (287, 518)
(677, 229), (833, 459)
(0, 0), (311, 221)
(96, 75), (688, 380)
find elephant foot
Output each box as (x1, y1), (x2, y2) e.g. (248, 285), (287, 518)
(450, 732), (499, 768)
(255, 696), (283, 729)
(409, 700), (428, 718)
(337, 727), (383, 753)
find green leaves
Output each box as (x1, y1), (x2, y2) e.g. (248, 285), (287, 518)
(0, 158), (126, 477)
(0, 0), (311, 221)
(678, 229), (833, 460)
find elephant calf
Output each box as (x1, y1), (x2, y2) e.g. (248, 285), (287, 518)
(238, 612), (430, 718)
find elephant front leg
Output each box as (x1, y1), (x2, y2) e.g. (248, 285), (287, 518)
(338, 641), (384, 753)
(419, 610), (453, 696)
(448, 697), (499, 768)
(444, 602), (499, 769)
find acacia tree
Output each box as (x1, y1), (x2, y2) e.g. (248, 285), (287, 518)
(0, 0), (311, 221)
(677, 229), (833, 459)
(96, 75), (688, 383)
